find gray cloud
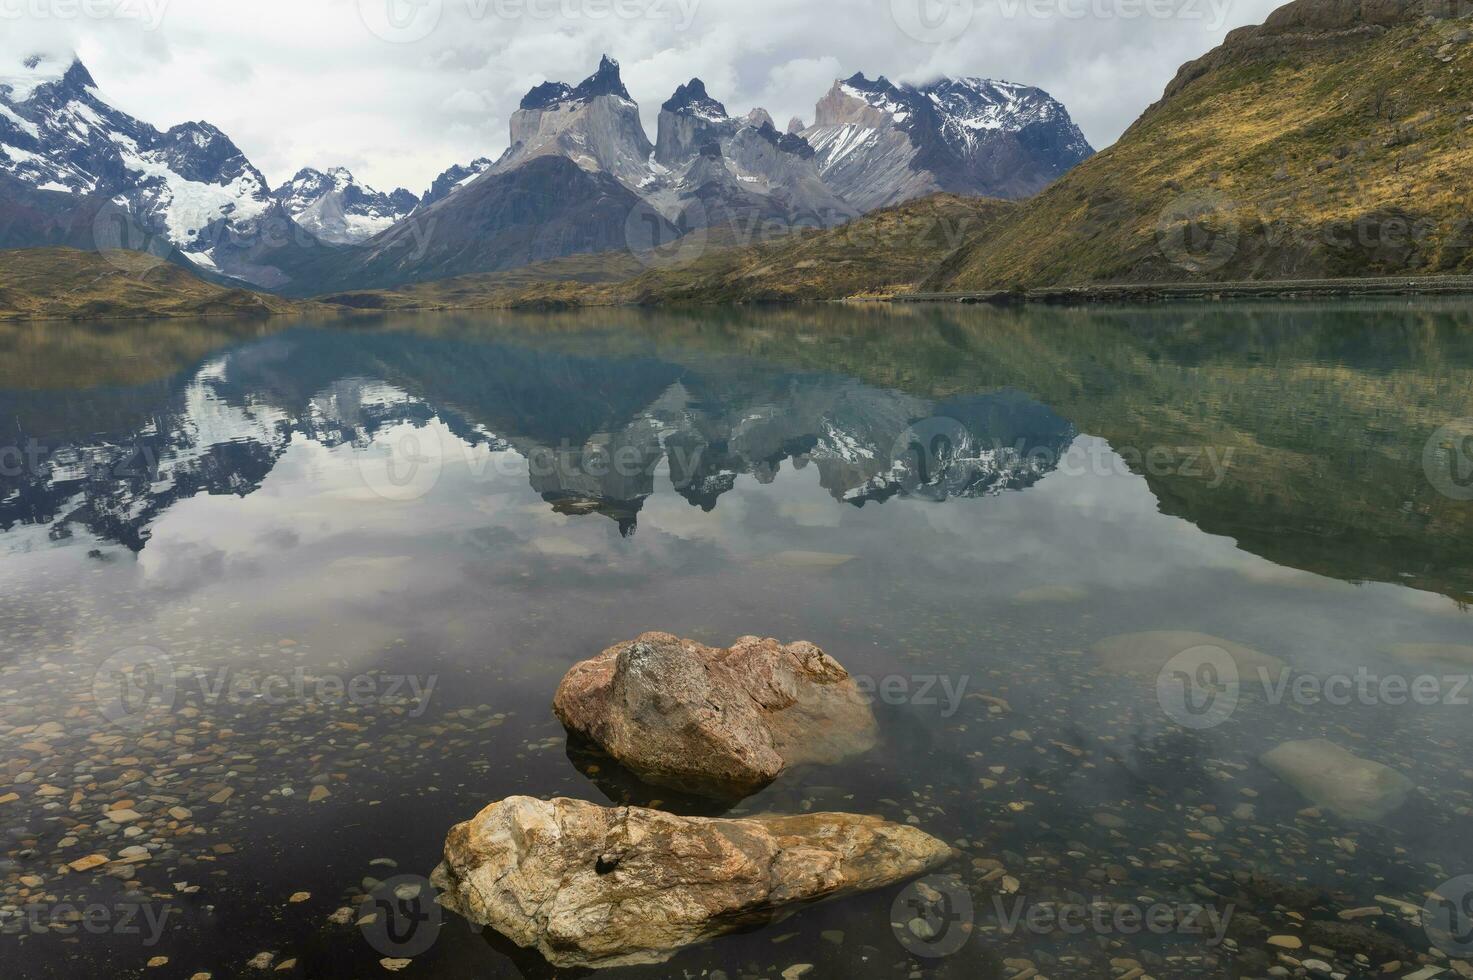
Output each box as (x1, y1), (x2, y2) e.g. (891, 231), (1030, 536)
(1, 0), (1282, 194)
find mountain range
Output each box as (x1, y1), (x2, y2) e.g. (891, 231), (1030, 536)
(10, 0), (1448, 309)
(0, 52), (1092, 294)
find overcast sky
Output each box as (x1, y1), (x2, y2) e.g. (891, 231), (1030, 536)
(2, 0), (1282, 195)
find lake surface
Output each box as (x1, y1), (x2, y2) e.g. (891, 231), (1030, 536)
(1, 303), (1471, 979)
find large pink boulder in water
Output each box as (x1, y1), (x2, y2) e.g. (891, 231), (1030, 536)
(553, 632), (879, 798)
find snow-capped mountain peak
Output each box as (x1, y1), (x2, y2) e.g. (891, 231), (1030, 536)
(802, 69), (1093, 209)
(0, 53), (334, 284)
(0, 51), (297, 274)
(271, 166), (418, 245)
(662, 78), (728, 121)
(0, 53), (89, 104)
(835, 73), (913, 123)
(923, 76), (1088, 150)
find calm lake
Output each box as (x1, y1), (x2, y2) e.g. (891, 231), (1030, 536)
(2, 303), (1471, 978)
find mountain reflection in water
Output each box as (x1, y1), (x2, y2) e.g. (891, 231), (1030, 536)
(1, 318), (1076, 548)
(2, 303), (1469, 599)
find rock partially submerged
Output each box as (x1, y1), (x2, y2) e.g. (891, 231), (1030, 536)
(431, 796), (954, 969)
(553, 632), (878, 798)
(1260, 739), (1413, 821)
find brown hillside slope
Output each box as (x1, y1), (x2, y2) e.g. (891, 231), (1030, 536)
(0, 248), (315, 321)
(928, 0), (1473, 290)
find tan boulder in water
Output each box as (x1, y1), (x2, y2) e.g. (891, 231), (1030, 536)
(431, 796), (954, 969)
(1260, 739), (1413, 821)
(553, 632), (878, 798)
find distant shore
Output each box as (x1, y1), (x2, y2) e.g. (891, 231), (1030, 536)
(891, 276), (1473, 306)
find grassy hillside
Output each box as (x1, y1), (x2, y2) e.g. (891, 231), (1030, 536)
(929, 0), (1473, 290)
(318, 250), (650, 310)
(326, 194), (1016, 309)
(0, 248), (315, 321)
(607, 193), (1015, 303)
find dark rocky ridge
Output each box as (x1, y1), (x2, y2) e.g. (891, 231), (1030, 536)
(520, 54), (632, 110)
(661, 78), (727, 116)
(418, 157), (493, 209)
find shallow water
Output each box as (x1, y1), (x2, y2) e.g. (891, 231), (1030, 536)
(1, 302), (1471, 978)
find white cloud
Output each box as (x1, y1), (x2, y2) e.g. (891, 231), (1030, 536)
(0, 0), (1284, 194)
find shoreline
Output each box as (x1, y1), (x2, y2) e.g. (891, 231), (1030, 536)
(9, 273), (1473, 323)
(892, 275), (1473, 306)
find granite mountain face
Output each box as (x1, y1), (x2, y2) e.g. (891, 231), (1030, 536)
(490, 55), (654, 188)
(643, 76), (856, 243)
